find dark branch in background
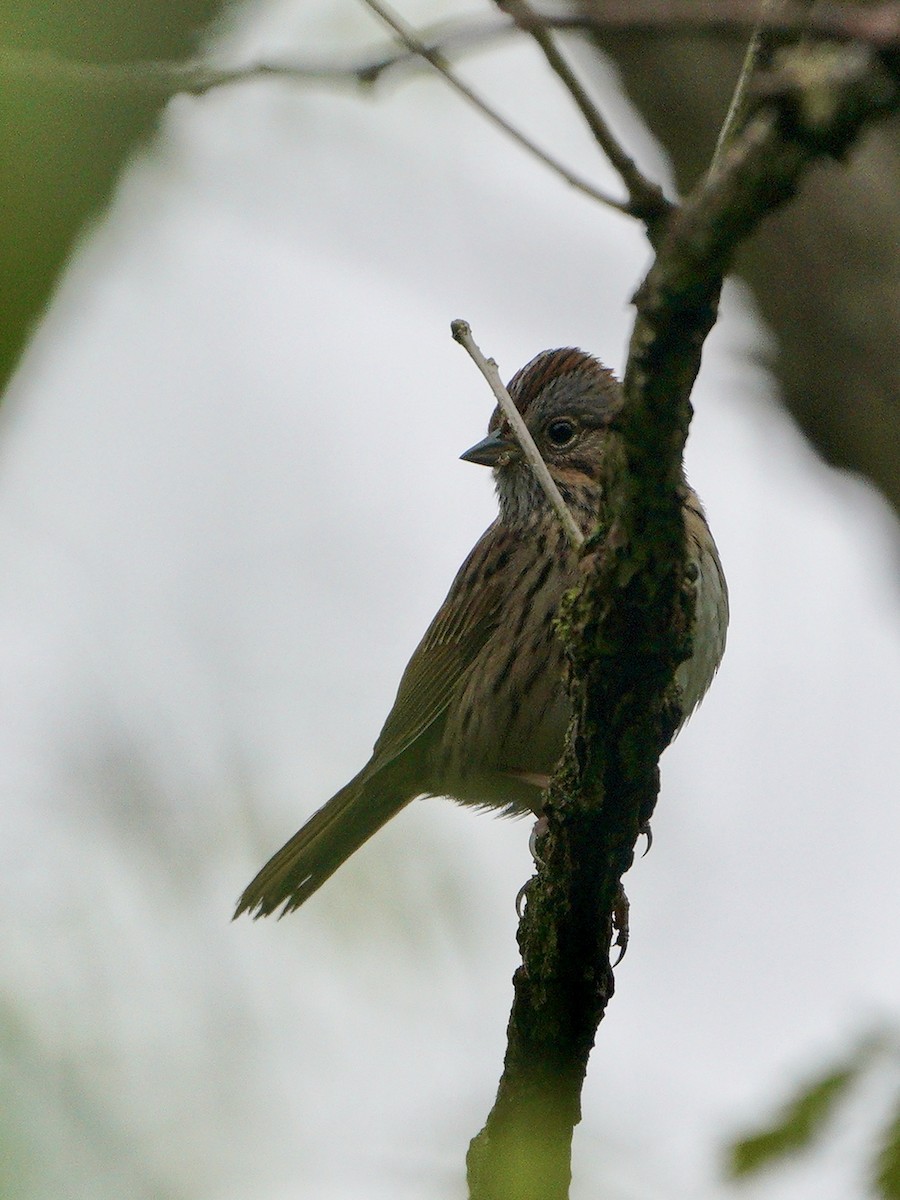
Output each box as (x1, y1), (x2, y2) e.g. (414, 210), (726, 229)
(465, 37), (899, 1200)
(2, 2), (898, 97)
(568, 0), (900, 48)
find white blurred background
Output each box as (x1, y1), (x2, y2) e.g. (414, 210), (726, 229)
(1, 2), (899, 1197)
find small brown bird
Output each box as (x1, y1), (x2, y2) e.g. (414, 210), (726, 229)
(235, 349), (728, 919)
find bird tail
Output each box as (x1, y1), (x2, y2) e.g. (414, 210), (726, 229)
(233, 764), (415, 919)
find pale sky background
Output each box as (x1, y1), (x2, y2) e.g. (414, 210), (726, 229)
(2, 2), (900, 1198)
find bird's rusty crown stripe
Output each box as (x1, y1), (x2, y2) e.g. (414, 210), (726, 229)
(506, 348), (615, 413)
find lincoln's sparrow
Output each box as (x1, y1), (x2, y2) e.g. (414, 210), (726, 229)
(235, 348), (728, 919)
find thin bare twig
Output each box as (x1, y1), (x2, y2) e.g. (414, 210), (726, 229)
(498, 0), (671, 228)
(708, 0), (781, 178)
(0, 20), (521, 95)
(356, 0), (630, 213)
(450, 320), (585, 550)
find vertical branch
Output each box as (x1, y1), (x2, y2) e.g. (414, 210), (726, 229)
(466, 43), (897, 1200)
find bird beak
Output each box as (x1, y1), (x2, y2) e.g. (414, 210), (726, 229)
(460, 429), (518, 468)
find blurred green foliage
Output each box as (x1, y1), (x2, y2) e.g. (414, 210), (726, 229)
(0, 0), (229, 391)
(874, 1102), (900, 1200)
(728, 1060), (862, 1175)
(726, 1030), (900, 1198)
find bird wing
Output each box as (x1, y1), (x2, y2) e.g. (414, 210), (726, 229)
(368, 521), (510, 770)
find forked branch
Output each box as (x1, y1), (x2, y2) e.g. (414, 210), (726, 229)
(357, 0), (630, 212)
(497, 0), (672, 232)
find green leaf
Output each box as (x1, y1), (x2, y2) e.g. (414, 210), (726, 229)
(873, 1094), (900, 1199)
(726, 1061), (862, 1177)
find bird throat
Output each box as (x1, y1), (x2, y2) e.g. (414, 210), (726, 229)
(495, 463), (600, 534)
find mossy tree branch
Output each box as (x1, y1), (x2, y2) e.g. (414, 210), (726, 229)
(466, 41), (899, 1200)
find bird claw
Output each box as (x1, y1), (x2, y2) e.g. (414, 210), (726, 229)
(528, 815), (549, 863)
(639, 819), (653, 857)
(515, 877), (535, 919)
(517, 816), (550, 918)
(612, 884), (630, 965)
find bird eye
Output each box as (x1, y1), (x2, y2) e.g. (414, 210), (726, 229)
(546, 418), (576, 447)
